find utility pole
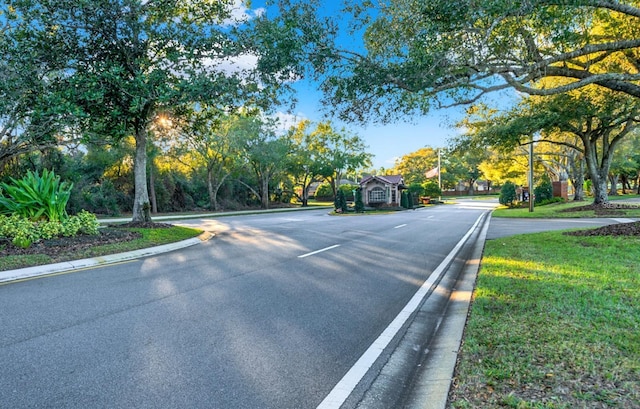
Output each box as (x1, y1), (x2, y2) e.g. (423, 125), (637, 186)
(529, 137), (534, 213)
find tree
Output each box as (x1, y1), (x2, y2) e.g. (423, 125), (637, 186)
(460, 88), (640, 204)
(302, 1), (640, 123)
(312, 122), (372, 197)
(236, 116), (292, 209)
(12, 1), (291, 222)
(392, 147), (439, 185)
(286, 120), (334, 206)
(0, 6), (80, 171)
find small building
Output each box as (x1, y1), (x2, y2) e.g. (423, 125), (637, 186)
(359, 175), (406, 207)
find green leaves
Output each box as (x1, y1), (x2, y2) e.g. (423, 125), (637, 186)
(0, 169), (73, 222)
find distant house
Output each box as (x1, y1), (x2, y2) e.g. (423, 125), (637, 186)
(359, 175), (406, 207)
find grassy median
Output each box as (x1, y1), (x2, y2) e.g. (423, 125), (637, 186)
(449, 225), (640, 407)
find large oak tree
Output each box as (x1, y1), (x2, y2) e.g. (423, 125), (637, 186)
(9, 0), (294, 222)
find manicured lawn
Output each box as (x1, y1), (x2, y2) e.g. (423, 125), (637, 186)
(449, 231), (640, 408)
(493, 197), (640, 218)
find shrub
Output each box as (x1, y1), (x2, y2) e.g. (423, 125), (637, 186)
(334, 190), (347, 213)
(355, 188), (365, 212)
(422, 180), (442, 198)
(499, 181), (517, 206)
(0, 169), (73, 222)
(534, 174), (554, 204)
(315, 183), (333, 199)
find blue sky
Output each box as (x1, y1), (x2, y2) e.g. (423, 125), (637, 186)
(243, 1), (518, 170)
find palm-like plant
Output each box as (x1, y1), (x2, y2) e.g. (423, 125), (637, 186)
(0, 169), (73, 222)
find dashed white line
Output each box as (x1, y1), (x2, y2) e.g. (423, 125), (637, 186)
(298, 244), (341, 258)
(394, 224), (407, 229)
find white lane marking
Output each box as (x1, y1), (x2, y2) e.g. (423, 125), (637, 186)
(298, 245), (341, 259)
(316, 212), (486, 409)
(394, 224), (407, 229)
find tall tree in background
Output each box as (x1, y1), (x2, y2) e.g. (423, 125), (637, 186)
(235, 116), (291, 209)
(460, 89), (640, 204)
(286, 120), (333, 206)
(312, 122), (372, 197)
(10, 0), (290, 222)
(392, 147), (439, 185)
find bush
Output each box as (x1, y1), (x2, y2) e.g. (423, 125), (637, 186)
(334, 189), (347, 213)
(354, 189), (365, 213)
(499, 181), (517, 206)
(315, 183), (333, 199)
(0, 169), (73, 222)
(534, 174), (554, 204)
(422, 180), (442, 198)
(0, 210), (99, 249)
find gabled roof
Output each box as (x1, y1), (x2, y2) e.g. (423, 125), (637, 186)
(359, 174), (404, 186)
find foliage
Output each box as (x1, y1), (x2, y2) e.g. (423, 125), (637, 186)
(306, 1), (640, 123)
(334, 189), (347, 213)
(400, 191), (408, 208)
(8, 0), (303, 222)
(354, 188), (364, 212)
(422, 180), (441, 198)
(0, 169), (72, 222)
(460, 88), (640, 204)
(315, 183), (333, 198)
(499, 181), (517, 207)
(392, 147), (438, 185)
(0, 210), (98, 249)
(534, 174), (554, 204)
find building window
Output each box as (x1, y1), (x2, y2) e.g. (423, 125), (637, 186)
(369, 187), (386, 203)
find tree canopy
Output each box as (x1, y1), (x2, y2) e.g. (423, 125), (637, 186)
(293, 0), (640, 123)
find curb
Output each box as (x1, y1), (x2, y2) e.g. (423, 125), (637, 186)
(0, 231), (214, 284)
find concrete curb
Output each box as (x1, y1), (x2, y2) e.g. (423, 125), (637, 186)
(0, 231), (214, 284)
(403, 213), (492, 408)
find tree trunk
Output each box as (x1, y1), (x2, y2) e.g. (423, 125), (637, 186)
(261, 174), (269, 209)
(207, 168), (218, 211)
(149, 162), (158, 214)
(132, 126), (152, 222)
(571, 157), (585, 201)
(608, 174), (619, 195)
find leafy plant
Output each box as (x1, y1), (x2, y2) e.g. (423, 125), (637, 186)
(534, 174), (554, 204)
(0, 169), (73, 222)
(499, 181), (517, 206)
(354, 188), (365, 212)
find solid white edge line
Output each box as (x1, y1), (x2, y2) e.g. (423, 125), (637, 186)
(298, 244), (341, 259)
(315, 212), (487, 409)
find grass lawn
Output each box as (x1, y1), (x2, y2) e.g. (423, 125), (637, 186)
(493, 196), (640, 219)
(449, 231), (640, 408)
(0, 226), (202, 271)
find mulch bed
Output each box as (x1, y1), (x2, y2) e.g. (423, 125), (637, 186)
(0, 222), (172, 259)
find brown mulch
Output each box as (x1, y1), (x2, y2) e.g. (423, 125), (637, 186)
(564, 221), (640, 237)
(0, 222), (172, 259)
(559, 202), (640, 236)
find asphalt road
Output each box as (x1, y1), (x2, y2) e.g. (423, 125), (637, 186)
(0, 200), (495, 409)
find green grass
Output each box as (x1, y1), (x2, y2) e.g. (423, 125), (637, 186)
(449, 231), (640, 408)
(0, 226), (202, 271)
(493, 198), (640, 218)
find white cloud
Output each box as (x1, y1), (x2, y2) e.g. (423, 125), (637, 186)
(271, 111), (308, 133)
(222, 0), (265, 26)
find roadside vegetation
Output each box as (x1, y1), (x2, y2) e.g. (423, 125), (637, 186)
(493, 195), (640, 219)
(449, 201), (640, 408)
(0, 225), (202, 272)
